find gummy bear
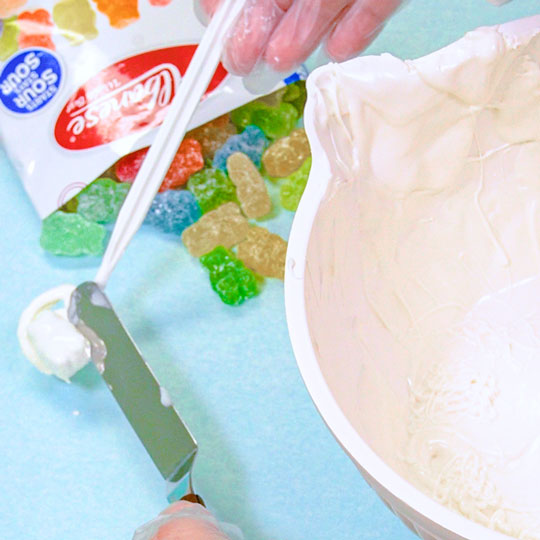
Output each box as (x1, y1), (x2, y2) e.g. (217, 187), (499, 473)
(148, 0), (172, 5)
(114, 147), (146, 183)
(262, 128), (311, 178)
(200, 246), (260, 306)
(237, 226), (287, 280)
(76, 177), (129, 223)
(115, 139), (203, 192)
(231, 101), (298, 140)
(181, 202), (249, 257)
(91, 0), (139, 29)
(161, 139), (204, 191)
(0, 16), (19, 61)
(226, 152), (271, 219)
(17, 9), (55, 50)
(282, 80), (307, 115)
(0, 0), (27, 19)
(186, 115), (237, 160)
(256, 86), (287, 108)
(145, 190), (201, 235)
(53, 0), (98, 45)
(230, 101), (267, 132)
(187, 168), (237, 214)
(41, 212), (106, 256)
(252, 102), (298, 140)
(280, 156), (311, 211)
(212, 125), (268, 171)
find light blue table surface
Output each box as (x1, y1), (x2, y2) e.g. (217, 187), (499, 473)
(1, 2), (538, 539)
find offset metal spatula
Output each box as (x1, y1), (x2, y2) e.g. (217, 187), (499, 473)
(68, 282), (198, 502)
(65, 0), (246, 503)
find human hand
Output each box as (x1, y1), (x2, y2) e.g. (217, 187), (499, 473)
(199, 0), (405, 75)
(133, 501), (242, 540)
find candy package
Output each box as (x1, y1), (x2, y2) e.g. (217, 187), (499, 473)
(0, 0), (306, 218)
(0, 1), (313, 305)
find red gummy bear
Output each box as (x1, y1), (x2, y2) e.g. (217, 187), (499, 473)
(18, 9), (55, 50)
(114, 147), (147, 184)
(114, 138), (204, 192)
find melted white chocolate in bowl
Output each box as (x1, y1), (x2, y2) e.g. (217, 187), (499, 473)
(302, 16), (540, 539)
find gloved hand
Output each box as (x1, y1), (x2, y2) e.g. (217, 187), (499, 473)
(132, 501), (242, 540)
(199, 0), (405, 75)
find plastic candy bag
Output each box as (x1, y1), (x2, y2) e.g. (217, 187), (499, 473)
(0, 0), (306, 218)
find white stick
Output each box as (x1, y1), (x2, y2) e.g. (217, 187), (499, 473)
(95, 0), (245, 289)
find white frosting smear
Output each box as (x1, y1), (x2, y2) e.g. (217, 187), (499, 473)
(404, 277), (540, 536)
(159, 386), (173, 408)
(303, 16), (540, 539)
(18, 285), (91, 382)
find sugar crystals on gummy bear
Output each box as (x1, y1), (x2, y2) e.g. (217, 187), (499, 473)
(187, 168), (238, 214)
(182, 202), (249, 258)
(41, 212), (106, 256)
(237, 226), (287, 280)
(186, 114), (237, 160)
(231, 101), (299, 140)
(262, 128), (311, 178)
(76, 177), (129, 224)
(200, 246), (260, 306)
(226, 152), (271, 219)
(115, 139), (203, 191)
(212, 125), (268, 171)
(145, 190), (201, 235)
(280, 156), (312, 211)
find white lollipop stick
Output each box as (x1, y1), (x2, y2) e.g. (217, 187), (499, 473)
(94, 0), (245, 289)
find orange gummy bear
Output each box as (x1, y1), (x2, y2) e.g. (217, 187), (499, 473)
(92, 0), (139, 29)
(17, 9), (55, 50)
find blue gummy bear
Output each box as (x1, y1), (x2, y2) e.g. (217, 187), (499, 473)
(145, 190), (201, 235)
(212, 125), (268, 171)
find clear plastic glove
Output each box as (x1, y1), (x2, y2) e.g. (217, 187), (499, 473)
(132, 501), (243, 540)
(198, 0), (405, 75)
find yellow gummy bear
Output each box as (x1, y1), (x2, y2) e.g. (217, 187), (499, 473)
(53, 0), (98, 45)
(0, 16), (19, 62)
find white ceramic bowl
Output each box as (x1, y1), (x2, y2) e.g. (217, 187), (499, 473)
(283, 114), (513, 540)
(284, 17), (540, 540)
(284, 151), (515, 540)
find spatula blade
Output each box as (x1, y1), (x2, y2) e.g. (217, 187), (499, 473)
(68, 281), (197, 497)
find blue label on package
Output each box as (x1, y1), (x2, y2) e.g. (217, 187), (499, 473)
(0, 49), (62, 114)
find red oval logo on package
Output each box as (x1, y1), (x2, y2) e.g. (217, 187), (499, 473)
(55, 46), (228, 151)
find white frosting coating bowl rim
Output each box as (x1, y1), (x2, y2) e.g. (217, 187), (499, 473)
(283, 16), (540, 540)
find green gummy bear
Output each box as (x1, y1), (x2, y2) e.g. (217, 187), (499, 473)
(76, 177), (129, 223)
(280, 156), (312, 211)
(251, 102), (299, 140)
(187, 168), (237, 214)
(231, 101), (299, 140)
(0, 17), (19, 62)
(40, 211), (106, 256)
(283, 81), (307, 115)
(200, 246), (260, 306)
(230, 101), (267, 132)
